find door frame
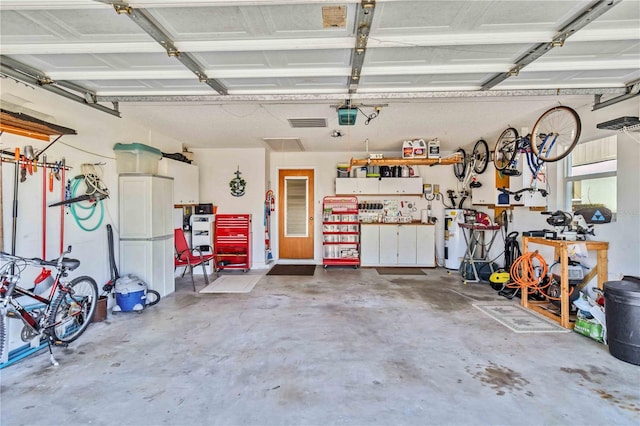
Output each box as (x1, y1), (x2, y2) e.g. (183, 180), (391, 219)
(275, 167), (317, 262)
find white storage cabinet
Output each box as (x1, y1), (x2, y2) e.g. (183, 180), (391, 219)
(119, 174), (175, 297)
(336, 177), (422, 195)
(360, 224), (435, 267)
(158, 158), (200, 205)
(190, 214), (215, 274)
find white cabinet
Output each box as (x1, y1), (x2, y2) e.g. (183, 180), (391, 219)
(335, 178), (378, 195)
(190, 214), (215, 274)
(360, 225), (379, 266)
(335, 177), (422, 195)
(119, 175), (174, 238)
(360, 224), (435, 267)
(119, 238), (174, 297)
(118, 175), (174, 297)
(416, 225), (436, 266)
(158, 158), (199, 205)
(378, 178), (423, 195)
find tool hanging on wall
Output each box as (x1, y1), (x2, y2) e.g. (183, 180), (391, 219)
(48, 163), (109, 232)
(264, 190), (275, 262)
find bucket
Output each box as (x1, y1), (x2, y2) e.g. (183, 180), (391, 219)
(605, 277), (640, 365)
(92, 296), (108, 322)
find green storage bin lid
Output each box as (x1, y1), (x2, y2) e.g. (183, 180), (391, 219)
(113, 142), (162, 157)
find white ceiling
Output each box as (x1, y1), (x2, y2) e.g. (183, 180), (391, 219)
(1, 0), (639, 153)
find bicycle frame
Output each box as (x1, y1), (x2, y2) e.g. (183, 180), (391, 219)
(1, 266), (64, 338)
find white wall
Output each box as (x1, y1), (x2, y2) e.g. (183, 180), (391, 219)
(193, 147), (267, 269)
(1, 80), (183, 288)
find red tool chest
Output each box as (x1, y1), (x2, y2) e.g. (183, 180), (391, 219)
(214, 214), (251, 272)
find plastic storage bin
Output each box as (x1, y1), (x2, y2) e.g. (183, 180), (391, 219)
(114, 143), (162, 174)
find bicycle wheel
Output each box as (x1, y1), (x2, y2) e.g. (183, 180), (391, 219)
(46, 276), (98, 343)
(453, 148), (467, 182)
(0, 314), (6, 362)
(530, 106), (581, 162)
(472, 139), (489, 174)
(494, 127), (518, 171)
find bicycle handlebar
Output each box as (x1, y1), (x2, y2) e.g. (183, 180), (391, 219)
(0, 245), (73, 270)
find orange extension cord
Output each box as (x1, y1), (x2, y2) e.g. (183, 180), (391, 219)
(506, 252), (573, 301)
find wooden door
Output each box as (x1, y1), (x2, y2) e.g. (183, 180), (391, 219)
(278, 169), (314, 259)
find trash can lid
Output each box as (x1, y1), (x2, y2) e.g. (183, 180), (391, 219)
(604, 278), (640, 298)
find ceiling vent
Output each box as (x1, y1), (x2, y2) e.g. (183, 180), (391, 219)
(263, 138), (305, 152)
(287, 118), (327, 128)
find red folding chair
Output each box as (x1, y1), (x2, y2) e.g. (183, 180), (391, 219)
(174, 228), (215, 291)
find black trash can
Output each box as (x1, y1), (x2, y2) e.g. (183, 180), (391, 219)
(604, 277), (640, 365)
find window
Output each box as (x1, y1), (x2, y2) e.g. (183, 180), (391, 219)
(565, 135), (617, 215)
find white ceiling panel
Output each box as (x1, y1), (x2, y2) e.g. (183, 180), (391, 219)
(148, 3), (356, 40)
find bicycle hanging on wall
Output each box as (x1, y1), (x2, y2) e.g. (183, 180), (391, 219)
(449, 138), (489, 208)
(493, 106), (581, 197)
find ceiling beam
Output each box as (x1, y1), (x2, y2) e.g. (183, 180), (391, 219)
(348, 0), (376, 94)
(96, 87), (626, 103)
(0, 55), (121, 117)
(481, 0), (623, 90)
(108, 2), (228, 95)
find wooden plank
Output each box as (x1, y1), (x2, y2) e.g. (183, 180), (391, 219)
(350, 155), (462, 167)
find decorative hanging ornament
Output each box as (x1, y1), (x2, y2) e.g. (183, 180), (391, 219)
(229, 166), (246, 197)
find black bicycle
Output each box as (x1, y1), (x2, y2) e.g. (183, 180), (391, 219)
(1, 247), (98, 365)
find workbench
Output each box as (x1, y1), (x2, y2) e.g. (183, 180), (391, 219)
(521, 237), (609, 329)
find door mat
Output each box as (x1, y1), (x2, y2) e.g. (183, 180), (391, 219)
(266, 264), (316, 276)
(473, 303), (570, 333)
(199, 275), (261, 293)
(376, 267), (427, 275)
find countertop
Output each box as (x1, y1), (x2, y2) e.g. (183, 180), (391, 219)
(360, 221), (434, 225)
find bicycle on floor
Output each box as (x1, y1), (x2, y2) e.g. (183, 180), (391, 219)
(0, 246), (99, 365)
(493, 106), (581, 186)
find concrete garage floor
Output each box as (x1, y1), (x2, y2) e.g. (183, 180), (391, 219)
(1, 267), (639, 426)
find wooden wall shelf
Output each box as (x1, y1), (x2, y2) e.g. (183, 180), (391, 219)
(350, 154), (462, 168)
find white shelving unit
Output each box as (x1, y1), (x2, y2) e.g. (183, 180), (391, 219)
(190, 214), (215, 274)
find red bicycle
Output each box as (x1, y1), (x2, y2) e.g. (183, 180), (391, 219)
(1, 246), (98, 365)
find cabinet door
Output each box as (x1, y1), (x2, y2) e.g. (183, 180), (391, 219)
(379, 177), (422, 195)
(335, 178), (358, 195)
(397, 225), (417, 265)
(379, 225), (398, 265)
(416, 225), (435, 267)
(119, 175), (173, 238)
(356, 178), (379, 194)
(360, 225), (379, 266)
(158, 158), (199, 204)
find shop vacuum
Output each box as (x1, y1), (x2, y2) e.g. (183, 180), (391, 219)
(104, 224), (160, 312)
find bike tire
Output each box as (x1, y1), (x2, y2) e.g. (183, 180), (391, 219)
(530, 106), (581, 162)
(46, 276), (98, 343)
(453, 148), (467, 182)
(472, 139), (489, 174)
(0, 314), (6, 363)
(494, 127), (519, 171)
(146, 289), (161, 307)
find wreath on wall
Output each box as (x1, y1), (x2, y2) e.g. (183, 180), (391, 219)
(229, 166), (246, 197)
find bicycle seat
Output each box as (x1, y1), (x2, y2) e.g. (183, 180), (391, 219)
(61, 258), (80, 271)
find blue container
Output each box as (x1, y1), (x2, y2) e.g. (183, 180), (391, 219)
(115, 290), (146, 312)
